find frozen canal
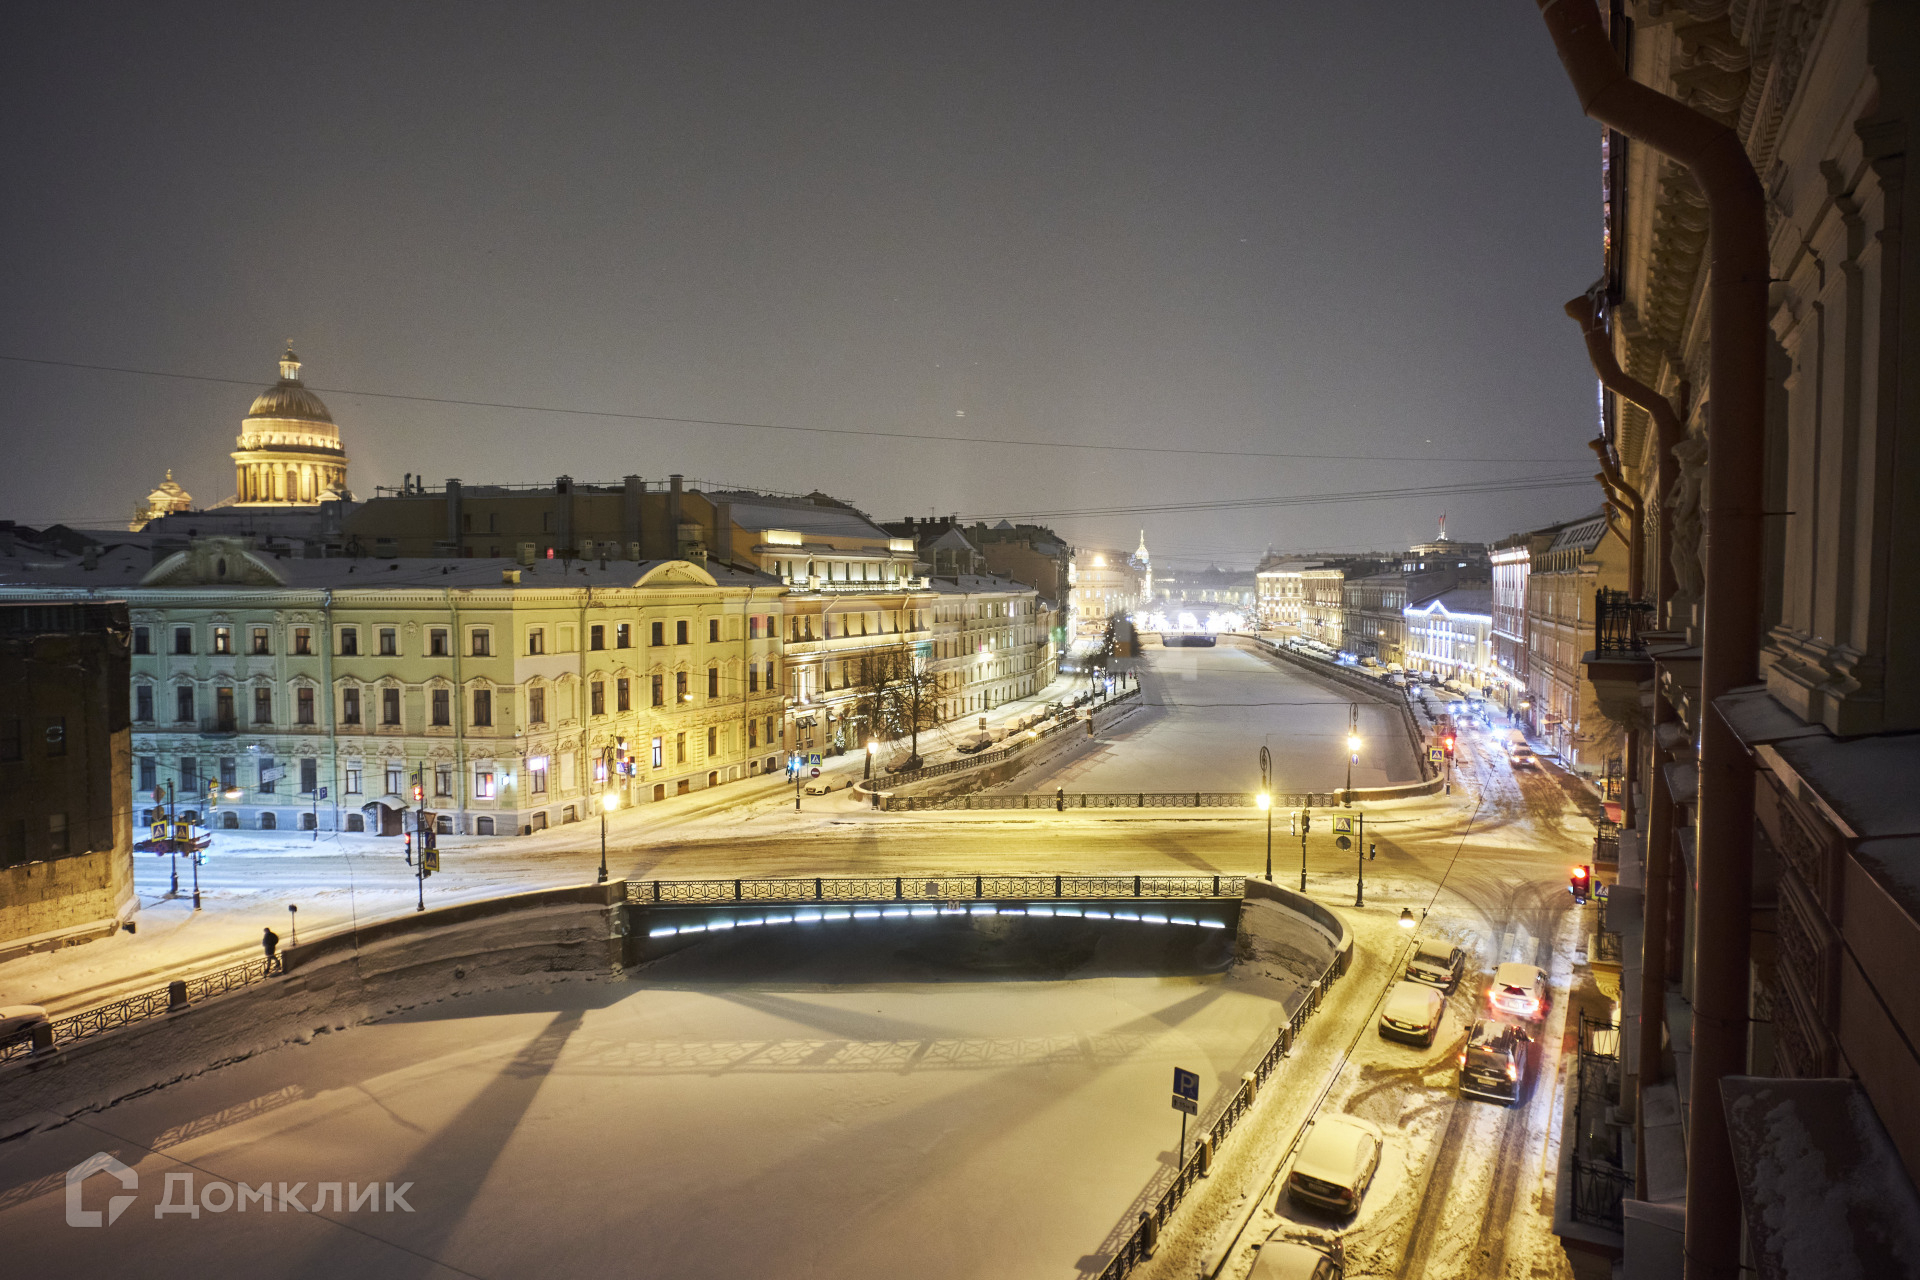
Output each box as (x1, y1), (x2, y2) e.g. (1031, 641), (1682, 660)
(1017, 640), (1421, 795)
(2, 920), (1305, 1280)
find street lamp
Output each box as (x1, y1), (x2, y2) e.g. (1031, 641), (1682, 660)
(598, 791), (617, 883)
(1398, 907), (1416, 929)
(1344, 703), (1360, 807)
(865, 737), (878, 782)
(1256, 791), (1272, 882)
(1257, 745), (1273, 882)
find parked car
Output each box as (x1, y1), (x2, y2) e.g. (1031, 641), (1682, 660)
(1459, 1017), (1532, 1105)
(1488, 962), (1550, 1022)
(1378, 980), (1445, 1046)
(1507, 743), (1535, 769)
(802, 778), (835, 795)
(0, 1005), (50, 1049)
(1251, 1231), (1344, 1280)
(1404, 940), (1465, 990)
(956, 735), (993, 755)
(1284, 1115), (1384, 1215)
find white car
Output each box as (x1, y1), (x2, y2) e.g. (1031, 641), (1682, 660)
(1284, 1115), (1384, 1216)
(1378, 980), (1445, 1046)
(1405, 940), (1465, 989)
(802, 778), (835, 795)
(0, 1004), (50, 1049)
(1489, 962), (1550, 1022)
(1251, 1232), (1344, 1280)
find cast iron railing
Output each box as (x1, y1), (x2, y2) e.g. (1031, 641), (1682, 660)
(626, 873), (1240, 907)
(1093, 938), (1352, 1279)
(0, 956), (277, 1065)
(1569, 1011), (1629, 1230)
(1594, 588), (1654, 655)
(884, 790), (1333, 812)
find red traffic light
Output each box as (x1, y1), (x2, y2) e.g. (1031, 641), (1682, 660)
(1572, 865), (1590, 881)
(412, 785), (423, 802)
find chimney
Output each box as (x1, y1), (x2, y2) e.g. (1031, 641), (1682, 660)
(713, 501), (733, 567)
(667, 474), (683, 538)
(446, 478), (463, 551)
(622, 475), (644, 558)
(518, 542), (536, 566)
(502, 568), (521, 584)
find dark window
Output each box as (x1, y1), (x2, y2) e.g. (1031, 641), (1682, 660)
(432, 688), (450, 726)
(473, 689), (493, 727)
(180, 756), (199, 793)
(528, 628), (545, 655)
(675, 671), (688, 702)
(215, 686), (233, 728)
(173, 627), (193, 655)
(213, 626), (232, 654)
(300, 758), (318, 794)
(707, 667), (719, 699)
(138, 756), (157, 791)
(707, 726), (717, 755)
(343, 687), (361, 725)
(136, 685), (154, 721)
(749, 720), (758, 747)
(529, 686), (546, 723)
(379, 628), (397, 657)
(296, 687), (314, 725)
(259, 756), (277, 794)
(430, 629), (448, 657)
(708, 618), (720, 643)
(616, 678), (630, 712)
(382, 687), (400, 725)
(676, 620), (689, 645)
(471, 629), (491, 657)
(749, 616), (761, 640)
(591, 681), (605, 716)
(590, 625), (605, 651)
(340, 627), (359, 656)
(294, 627), (312, 655)
(650, 621), (664, 646)
(651, 675), (664, 707)
(134, 626), (152, 654)
(220, 757), (236, 790)
(48, 813), (68, 857)
(176, 686), (196, 723)
(251, 627), (270, 655)
(616, 623), (631, 649)
(253, 688), (272, 724)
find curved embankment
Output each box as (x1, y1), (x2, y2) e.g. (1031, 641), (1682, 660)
(0, 882), (626, 1142)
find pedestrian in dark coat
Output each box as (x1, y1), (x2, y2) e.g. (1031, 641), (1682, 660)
(262, 927), (280, 971)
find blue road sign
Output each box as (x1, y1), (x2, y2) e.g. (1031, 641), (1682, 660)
(317, 786), (328, 800)
(1172, 1067), (1199, 1101)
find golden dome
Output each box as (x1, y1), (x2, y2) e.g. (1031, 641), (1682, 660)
(245, 343), (333, 424)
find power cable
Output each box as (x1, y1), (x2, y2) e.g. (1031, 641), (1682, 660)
(964, 473), (1595, 522)
(0, 353), (1587, 465)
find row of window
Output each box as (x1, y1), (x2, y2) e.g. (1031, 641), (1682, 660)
(137, 623), (491, 659)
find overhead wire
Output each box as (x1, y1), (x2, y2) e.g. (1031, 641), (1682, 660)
(0, 353), (1587, 466)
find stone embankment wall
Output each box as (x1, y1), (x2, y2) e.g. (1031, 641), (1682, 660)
(0, 882), (626, 1141)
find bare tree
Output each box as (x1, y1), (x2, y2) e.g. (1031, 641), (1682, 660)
(850, 644), (944, 769)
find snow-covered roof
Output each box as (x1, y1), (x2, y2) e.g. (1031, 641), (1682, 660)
(722, 497), (890, 543)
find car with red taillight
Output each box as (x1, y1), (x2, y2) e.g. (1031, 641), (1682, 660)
(1459, 1017), (1531, 1104)
(1488, 962), (1549, 1022)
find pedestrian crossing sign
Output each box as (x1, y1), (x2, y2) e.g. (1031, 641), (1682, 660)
(1429, 747), (1444, 762)
(1334, 817), (1354, 834)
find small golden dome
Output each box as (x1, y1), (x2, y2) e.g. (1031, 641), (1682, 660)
(245, 343), (334, 424)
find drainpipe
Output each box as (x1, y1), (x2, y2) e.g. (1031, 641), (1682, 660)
(1589, 444), (1645, 601)
(1566, 292), (1682, 618)
(1535, 5), (1768, 1276)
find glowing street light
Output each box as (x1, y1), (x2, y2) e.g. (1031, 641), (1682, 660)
(1257, 746), (1273, 882)
(1399, 907), (1416, 929)
(598, 790), (618, 883)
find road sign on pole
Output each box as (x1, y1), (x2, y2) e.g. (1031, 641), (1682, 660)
(1171, 1067), (1199, 1111)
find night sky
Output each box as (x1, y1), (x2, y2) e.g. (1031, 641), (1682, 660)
(2, 3), (1604, 564)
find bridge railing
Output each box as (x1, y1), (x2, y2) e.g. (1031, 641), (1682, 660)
(883, 790), (1332, 812)
(1094, 933), (1351, 1279)
(0, 955), (277, 1065)
(625, 873), (1240, 906)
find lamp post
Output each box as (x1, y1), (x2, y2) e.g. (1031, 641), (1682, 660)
(865, 737), (877, 782)
(1344, 702), (1359, 807)
(166, 779), (179, 897)
(1257, 745), (1273, 882)
(598, 790), (616, 883)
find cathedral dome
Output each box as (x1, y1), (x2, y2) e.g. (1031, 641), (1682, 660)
(245, 344), (333, 424)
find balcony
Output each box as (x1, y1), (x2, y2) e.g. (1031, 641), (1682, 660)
(1582, 588), (1656, 728)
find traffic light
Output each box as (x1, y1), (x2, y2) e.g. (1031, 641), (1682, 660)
(1302, 810), (1312, 836)
(1570, 864), (1591, 903)
(412, 783), (424, 803)
(1443, 734), (1457, 759)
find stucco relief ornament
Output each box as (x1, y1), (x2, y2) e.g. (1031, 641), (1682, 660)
(1667, 420), (1710, 625)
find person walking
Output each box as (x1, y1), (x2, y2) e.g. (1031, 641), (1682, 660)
(262, 926), (280, 973)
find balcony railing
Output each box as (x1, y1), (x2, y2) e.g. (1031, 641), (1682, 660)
(1594, 588), (1654, 655)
